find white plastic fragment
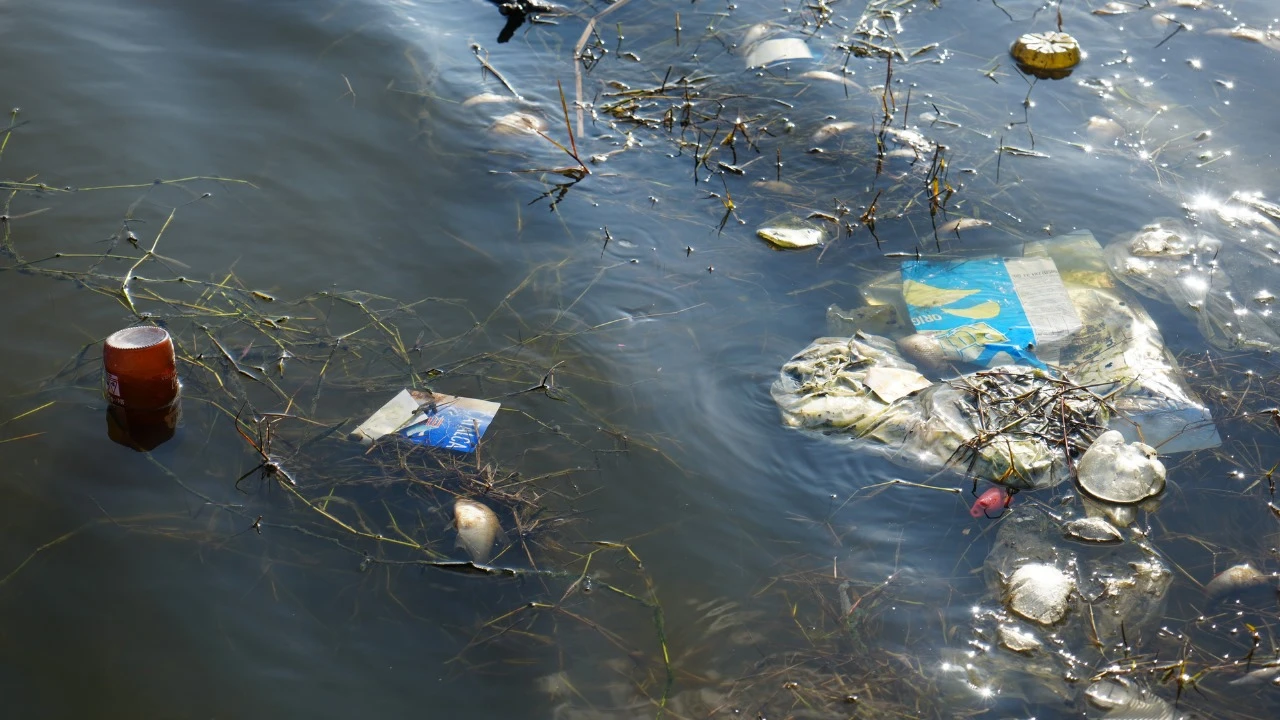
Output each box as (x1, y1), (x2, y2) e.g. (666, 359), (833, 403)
(1006, 563), (1074, 625)
(1076, 430), (1166, 505)
(745, 38), (813, 69)
(862, 367), (931, 404)
(757, 226), (823, 249)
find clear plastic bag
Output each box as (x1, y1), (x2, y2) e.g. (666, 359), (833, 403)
(1106, 217), (1280, 352)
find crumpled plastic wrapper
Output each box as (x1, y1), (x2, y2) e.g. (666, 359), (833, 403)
(773, 335), (1072, 490)
(772, 285), (1218, 489)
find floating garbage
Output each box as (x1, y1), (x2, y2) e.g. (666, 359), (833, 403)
(969, 485), (1012, 518)
(771, 226), (1227, 709)
(1081, 493), (1139, 530)
(1005, 563), (1075, 625)
(775, 348), (1099, 489)
(773, 333), (926, 429)
(969, 506), (1173, 702)
(1054, 284), (1220, 454)
(103, 325), (179, 411)
(1075, 430), (1166, 505)
(862, 366), (932, 404)
(899, 254), (1081, 368)
(103, 325), (182, 451)
(772, 230), (1220, 490)
(1010, 31), (1081, 80)
(351, 389), (500, 452)
(811, 122), (937, 157)
(797, 69), (861, 92)
(742, 23), (814, 70)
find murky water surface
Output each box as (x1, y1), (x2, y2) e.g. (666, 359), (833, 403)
(3, 0), (1280, 717)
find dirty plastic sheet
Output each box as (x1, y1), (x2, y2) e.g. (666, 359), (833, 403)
(772, 334), (1075, 490)
(773, 232), (1220, 488)
(1060, 286), (1220, 453)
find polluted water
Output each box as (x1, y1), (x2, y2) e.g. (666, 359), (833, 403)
(7, 0), (1280, 718)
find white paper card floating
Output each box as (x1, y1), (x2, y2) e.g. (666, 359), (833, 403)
(350, 389), (500, 453)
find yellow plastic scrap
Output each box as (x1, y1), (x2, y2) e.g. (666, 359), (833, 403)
(943, 299), (1001, 320)
(901, 279), (980, 308)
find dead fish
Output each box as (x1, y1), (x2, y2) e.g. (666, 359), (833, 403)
(1205, 563), (1277, 606)
(882, 147), (920, 160)
(911, 43), (940, 58)
(999, 145), (1050, 158)
(1230, 663), (1280, 686)
(1086, 116), (1125, 140)
(882, 125), (936, 154)
(750, 180), (802, 196)
(462, 92), (517, 108)
(938, 217), (991, 234)
(490, 111), (546, 136)
(813, 122), (936, 154)
(1230, 191), (1280, 221)
(1093, 1), (1138, 15)
(799, 70), (862, 91)
(1206, 26), (1280, 53)
(1217, 27), (1269, 44)
(454, 498), (502, 563)
(812, 121), (857, 143)
(1063, 516), (1124, 544)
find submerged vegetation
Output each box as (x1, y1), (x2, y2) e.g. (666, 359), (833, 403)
(0, 106), (700, 711)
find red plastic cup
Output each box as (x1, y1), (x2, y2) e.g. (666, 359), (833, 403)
(103, 326), (179, 410)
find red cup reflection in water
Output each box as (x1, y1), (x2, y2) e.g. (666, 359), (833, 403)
(103, 326), (179, 410)
(106, 403), (181, 452)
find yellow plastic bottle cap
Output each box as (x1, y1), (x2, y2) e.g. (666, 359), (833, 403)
(1010, 32), (1082, 77)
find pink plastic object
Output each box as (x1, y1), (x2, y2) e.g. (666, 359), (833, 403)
(969, 486), (1012, 518)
